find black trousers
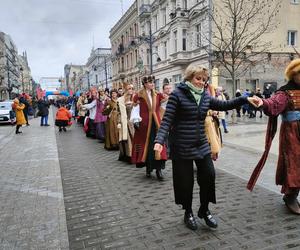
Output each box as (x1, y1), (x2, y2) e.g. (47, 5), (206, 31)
(172, 154), (216, 211)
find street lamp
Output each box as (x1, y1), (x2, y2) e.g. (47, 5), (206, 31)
(93, 55), (109, 89)
(139, 21), (155, 75)
(86, 70), (90, 90)
(20, 66), (24, 93)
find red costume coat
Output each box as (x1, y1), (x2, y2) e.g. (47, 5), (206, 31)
(131, 88), (167, 164)
(248, 87), (300, 193)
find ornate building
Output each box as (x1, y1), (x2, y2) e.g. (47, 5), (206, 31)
(0, 32), (21, 99)
(85, 48), (112, 90)
(110, 1), (141, 89)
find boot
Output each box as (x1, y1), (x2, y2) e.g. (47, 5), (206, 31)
(146, 166), (151, 178)
(283, 192), (300, 215)
(156, 169), (164, 181)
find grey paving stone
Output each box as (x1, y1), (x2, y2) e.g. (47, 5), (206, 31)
(54, 113), (300, 250)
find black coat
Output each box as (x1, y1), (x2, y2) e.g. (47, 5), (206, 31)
(155, 82), (248, 160)
(37, 100), (50, 116)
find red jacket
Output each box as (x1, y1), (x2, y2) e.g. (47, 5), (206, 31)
(56, 107), (72, 121)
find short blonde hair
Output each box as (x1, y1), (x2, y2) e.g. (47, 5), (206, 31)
(184, 64), (209, 82)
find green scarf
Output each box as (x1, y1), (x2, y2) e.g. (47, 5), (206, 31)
(185, 81), (204, 105)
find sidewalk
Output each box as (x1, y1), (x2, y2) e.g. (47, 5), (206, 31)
(217, 115), (281, 194)
(0, 109), (69, 250)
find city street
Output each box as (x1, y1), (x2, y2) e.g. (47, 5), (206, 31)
(0, 109), (300, 250)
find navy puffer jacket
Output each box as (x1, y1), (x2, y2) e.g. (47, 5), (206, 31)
(155, 82), (248, 160)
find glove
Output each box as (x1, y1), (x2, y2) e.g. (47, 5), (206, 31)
(134, 122), (140, 130)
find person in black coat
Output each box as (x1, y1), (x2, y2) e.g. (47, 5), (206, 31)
(37, 97), (50, 126)
(154, 64), (256, 231)
(19, 94), (30, 126)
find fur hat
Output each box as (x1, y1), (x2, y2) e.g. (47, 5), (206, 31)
(285, 59), (300, 80)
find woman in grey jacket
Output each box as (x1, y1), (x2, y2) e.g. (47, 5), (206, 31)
(154, 64), (256, 230)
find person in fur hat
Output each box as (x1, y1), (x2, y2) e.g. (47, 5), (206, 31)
(248, 58), (300, 215)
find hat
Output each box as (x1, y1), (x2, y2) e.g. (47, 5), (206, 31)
(285, 59), (300, 80)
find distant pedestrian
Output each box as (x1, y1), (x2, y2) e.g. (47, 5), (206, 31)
(254, 88), (263, 118)
(104, 89), (119, 150)
(55, 104), (72, 132)
(12, 98), (26, 134)
(19, 93), (30, 126)
(160, 82), (172, 118)
(76, 93), (87, 124)
(216, 87), (229, 133)
(94, 88), (108, 143)
(235, 89), (242, 117)
(37, 97), (50, 126)
(82, 91), (97, 138)
(263, 84), (272, 98)
(117, 83), (134, 162)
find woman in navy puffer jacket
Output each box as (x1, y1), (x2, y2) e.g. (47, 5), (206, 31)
(154, 64), (255, 231)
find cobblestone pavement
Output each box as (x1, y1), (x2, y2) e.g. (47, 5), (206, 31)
(56, 119), (300, 250)
(218, 115), (281, 194)
(0, 111), (69, 250)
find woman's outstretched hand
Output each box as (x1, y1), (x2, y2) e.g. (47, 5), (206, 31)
(248, 96), (263, 108)
(154, 143), (163, 154)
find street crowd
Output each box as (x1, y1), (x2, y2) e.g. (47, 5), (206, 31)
(10, 60), (300, 231)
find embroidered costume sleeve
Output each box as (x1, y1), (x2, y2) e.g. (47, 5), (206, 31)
(262, 91), (289, 116)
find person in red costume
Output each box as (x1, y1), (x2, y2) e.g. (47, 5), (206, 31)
(248, 58), (300, 215)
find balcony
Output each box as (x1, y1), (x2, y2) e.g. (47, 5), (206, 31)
(169, 51), (191, 65)
(118, 67), (126, 79)
(139, 4), (151, 19)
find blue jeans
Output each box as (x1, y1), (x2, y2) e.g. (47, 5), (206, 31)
(40, 115), (48, 125)
(221, 119), (227, 131)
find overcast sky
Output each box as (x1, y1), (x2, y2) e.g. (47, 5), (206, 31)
(0, 0), (135, 81)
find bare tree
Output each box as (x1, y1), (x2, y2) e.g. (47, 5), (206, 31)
(206, 0), (281, 93)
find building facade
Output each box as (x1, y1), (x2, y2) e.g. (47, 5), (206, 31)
(110, 1), (141, 89)
(111, 0), (300, 95)
(211, 0), (300, 97)
(85, 48), (113, 90)
(137, 0), (210, 91)
(0, 32), (21, 100)
(64, 64), (86, 93)
(18, 52), (32, 95)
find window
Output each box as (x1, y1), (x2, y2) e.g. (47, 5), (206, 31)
(196, 24), (201, 47)
(288, 31), (297, 46)
(182, 29), (187, 51)
(162, 8), (167, 26)
(154, 46), (159, 61)
(147, 49), (150, 65)
(164, 41), (168, 59)
(153, 15), (158, 31)
(173, 30), (177, 53)
(182, 0), (188, 9)
(173, 74), (182, 86)
(135, 49), (138, 66)
(291, 0), (299, 4)
(155, 79), (160, 91)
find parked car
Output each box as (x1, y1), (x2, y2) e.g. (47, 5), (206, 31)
(0, 101), (16, 124)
